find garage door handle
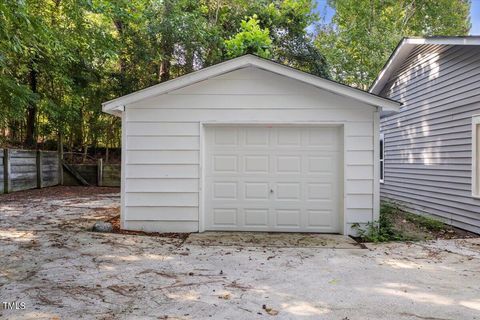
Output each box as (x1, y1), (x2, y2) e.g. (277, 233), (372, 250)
(270, 189), (274, 193)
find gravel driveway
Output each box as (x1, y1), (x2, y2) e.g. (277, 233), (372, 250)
(0, 186), (479, 320)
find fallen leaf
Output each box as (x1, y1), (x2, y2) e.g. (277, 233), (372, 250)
(262, 304), (279, 316)
(218, 293), (231, 300)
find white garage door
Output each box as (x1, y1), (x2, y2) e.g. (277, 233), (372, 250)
(204, 125), (342, 233)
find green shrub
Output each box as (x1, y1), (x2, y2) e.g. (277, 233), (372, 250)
(353, 202), (448, 242)
(352, 203), (407, 242)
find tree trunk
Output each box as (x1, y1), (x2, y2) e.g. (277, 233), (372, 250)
(114, 19), (128, 94)
(159, 0), (174, 82)
(24, 61), (38, 147)
(185, 49), (194, 74)
(82, 145), (88, 163)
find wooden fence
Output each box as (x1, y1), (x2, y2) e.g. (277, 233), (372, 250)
(1, 149), (59, 193)
(63, 160), (120, 187)
(1, 148), (120, 194)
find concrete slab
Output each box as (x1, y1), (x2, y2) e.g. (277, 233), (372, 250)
(2, 187), (480, 320)
(184, 231), (361, 249)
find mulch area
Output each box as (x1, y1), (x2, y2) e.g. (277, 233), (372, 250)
(0, 185), (119, 202)
(391, 210), (478, 241)
(106, 215), (190, 240)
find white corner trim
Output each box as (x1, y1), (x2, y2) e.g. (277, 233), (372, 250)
(472, 115), (480, 198)
(198, 122), (206, 232)
(379, 132), (385, 184)
(373, 112), (381, 221)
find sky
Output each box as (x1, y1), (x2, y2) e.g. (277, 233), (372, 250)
(314, 0), (480, 35)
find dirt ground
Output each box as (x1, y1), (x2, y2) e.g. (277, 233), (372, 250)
(1, 186), (479, 320)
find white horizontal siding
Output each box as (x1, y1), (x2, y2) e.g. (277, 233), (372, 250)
(345, 122), (374, 136)
(345, 137), (373, 151)
(126, 192), (198, 207)
(124, 207), (198, 221)
(346, 195), (373, 209)
(126, 136), (199, 150)
(126, 122), (199, 136)
(125, 178), (198, 192)
(346, 151), (373, 165)
(380, 44), (480, 233)
(346, 180), (374, 194)
(126, 164), (198, 178)
(126, 108), (374, 123)
(123, 67), (377, 233)
(130, 94), (366, 110)
(126, 150), (199, 164)
(345, 209), (374, 224)
(345, 165), (374, 180)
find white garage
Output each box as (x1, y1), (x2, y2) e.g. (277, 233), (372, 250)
(102, 54), (400, 235)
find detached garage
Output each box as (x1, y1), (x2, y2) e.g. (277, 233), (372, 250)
(102, 54), (400, 235)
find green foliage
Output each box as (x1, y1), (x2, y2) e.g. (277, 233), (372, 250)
(352, 203), (408, 242)
(225, 15), (273, 58)
(404, 212), (445, 232)
(315, 0), (471, 89)
(353, 203), (449, 242)
(0, 0), (329, 151)
(2, 0), (470, 149)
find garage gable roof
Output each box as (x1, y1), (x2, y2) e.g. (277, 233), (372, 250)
(103, 54), (401, 116)
(370, 36), (480, 95)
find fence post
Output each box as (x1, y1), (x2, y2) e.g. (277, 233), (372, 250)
(3, 149), (10, 194)
(97, 158), (103, 187)
(58, 133), (64, 185)
(36, 150), (42, 189)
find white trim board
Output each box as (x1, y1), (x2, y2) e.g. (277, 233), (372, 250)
(103, 55), (401, 115)
(472, 115), (480, 198)
(199, 121), (346, 234)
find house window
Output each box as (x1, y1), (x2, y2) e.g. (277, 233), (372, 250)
(473, 116), (480, 197)
(380, 133), (385, 183)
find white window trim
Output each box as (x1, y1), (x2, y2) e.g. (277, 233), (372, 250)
(380, 133), (385, 184)
(472, 115), (480, 198)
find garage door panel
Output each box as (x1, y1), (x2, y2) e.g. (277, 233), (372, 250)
(212, 155), (238, 173)
(308, 127), (338, 147)
(212, 208), (238, 226)
(275, 156), (302, 173)
(244, 209), (269, 226)
(307, 156), (336, 173)
(277, 127), (302, 145)
(275, 183), (301, 200)
(244, 155), (269, 173)
(244, 182), (269, 200)
(307, 183), (333, 200)
(245, 127), (270, 146)
(307, 210), (335, 228)
(275, 209), (301, 227)
(213, 182), (238, 200)
(214, 127), (238, 145)
(205, 126), (342, 233)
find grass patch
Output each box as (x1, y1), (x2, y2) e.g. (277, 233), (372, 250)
(352, 202), (469, 243)
(404, 212), (445, 232)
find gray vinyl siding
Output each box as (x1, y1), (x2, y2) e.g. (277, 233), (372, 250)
(380, 44), (480, 234)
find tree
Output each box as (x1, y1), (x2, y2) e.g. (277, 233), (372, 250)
(225, 15), (273, 58)
(0, 0), (330, 153)
(315, 0), (471, 89)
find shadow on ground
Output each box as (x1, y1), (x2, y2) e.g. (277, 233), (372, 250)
(0, 186), (479, 320)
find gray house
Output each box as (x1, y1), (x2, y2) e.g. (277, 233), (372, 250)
(371, 36), (480, 234)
